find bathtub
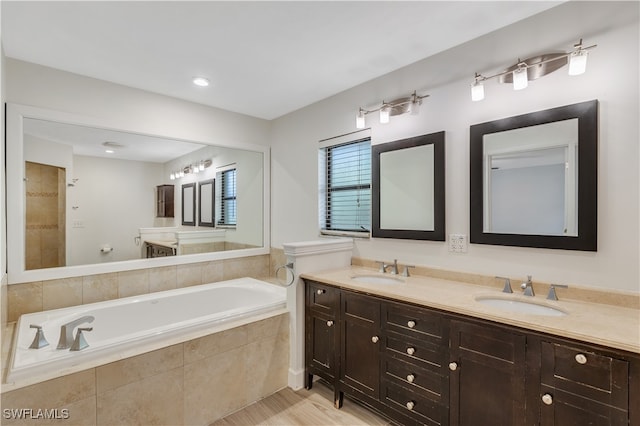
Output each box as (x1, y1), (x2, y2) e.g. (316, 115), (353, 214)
(7, 277), (286, 385)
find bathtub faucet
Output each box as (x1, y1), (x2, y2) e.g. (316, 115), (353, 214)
(57, 315), (95, 350)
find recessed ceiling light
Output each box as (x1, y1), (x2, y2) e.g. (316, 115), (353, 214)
(192, 77), (210, 87)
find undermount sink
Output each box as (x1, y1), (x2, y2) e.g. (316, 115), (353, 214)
(475, 296), (567, 317)
(351, 274), (404, 285)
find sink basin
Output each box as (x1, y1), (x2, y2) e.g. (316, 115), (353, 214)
(475, 296), (567, 317)
(351, 274), (404, 285)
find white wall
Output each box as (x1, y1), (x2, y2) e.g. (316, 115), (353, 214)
(270, 2), (640, 292)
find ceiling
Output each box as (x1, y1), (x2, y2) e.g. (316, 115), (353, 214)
(2, 1), (562, 121)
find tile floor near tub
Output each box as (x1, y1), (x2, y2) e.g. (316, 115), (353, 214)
(1, 313), (289, 425)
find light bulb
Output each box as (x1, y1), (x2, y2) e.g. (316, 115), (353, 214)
(199, 160), (205, 171)
(513, 67), (528, 91)
(170, 172), (175, 180)
(380, 105), (390, 124)
(471, 81), (485, 101)
(409, 99), (421, 115)
(568, 50), (588, 76)
(356, 109), (365, 129)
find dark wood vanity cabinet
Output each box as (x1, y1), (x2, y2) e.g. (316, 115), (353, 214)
(156, 184), (174, 218)
(304, 279), (638, 426)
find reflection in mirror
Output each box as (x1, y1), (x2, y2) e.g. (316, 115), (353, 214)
(181, 183), (196, 226)
(470, 100), (597, 251)
(6, 103), (268, 283)
(372, 131), (445, 241)
(198, 179), (215, 227)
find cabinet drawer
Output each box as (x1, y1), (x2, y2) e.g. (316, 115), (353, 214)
(384, 302), (443, 340)
(381, 379), (447, 426)
(343, 291), (380, 322)
(382, 355), (447, 403)
(307, 281), (340, 314)
(541, 341), (629, 409)
(385, 331), (444, 372)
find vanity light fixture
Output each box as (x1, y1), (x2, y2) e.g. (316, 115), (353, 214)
(356, 90), (429, 129)
(169, 159), (213, 180)
(192, 76), (210, 87)
(471, 38), (596, 101)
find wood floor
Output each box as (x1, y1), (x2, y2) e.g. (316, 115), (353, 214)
(211, 383), (393, 426)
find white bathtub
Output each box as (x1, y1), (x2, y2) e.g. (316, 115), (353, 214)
(7, 277), (286, 384)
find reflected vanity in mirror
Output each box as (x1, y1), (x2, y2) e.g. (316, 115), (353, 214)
(6, 103), (269, 283)
(470, 100), (598, 251)
(372, 131), (445, 240)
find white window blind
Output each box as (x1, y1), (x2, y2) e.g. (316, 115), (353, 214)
(319, 138), (371, 234)
(215, 166), (237, 227)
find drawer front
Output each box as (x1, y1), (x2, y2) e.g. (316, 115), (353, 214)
(540, 385), (629, 426)
(385, 332), (444, 372)
(343, 291), (380, 322)
(541, 341), (629, 409)
(306, 281), (340, 314)
(382, 355), (447, 403)
(381, 379), (447, 426)
(384, 302), (443, 340)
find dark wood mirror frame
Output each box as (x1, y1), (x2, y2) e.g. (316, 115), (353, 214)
(372, 131), (445, 241)
(198, 179), (215, 227)
(181, 182), (196, 226)
(470, 100), (598, 251)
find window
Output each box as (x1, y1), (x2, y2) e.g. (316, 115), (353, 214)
(216, 166), (237, 227)
(319, 138), (371, 235)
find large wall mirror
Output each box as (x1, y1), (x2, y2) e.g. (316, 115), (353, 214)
(372, 131), (445, 241)
(6, 103), (269, 283)
(470, 100), (597, 251)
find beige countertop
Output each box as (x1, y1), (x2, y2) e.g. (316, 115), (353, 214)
(301, 266), (640, 355)
(144, 239), (177, 249)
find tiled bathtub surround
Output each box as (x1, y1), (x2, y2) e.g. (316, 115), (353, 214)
(1, 313), (289, 425)
(6, 254), (271, 322)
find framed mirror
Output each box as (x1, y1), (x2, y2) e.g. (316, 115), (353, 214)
(6, 103), (270, 283)
(181, 183), (196, 226)
(372, 131), (445, 240)
(470, 100), (598, 251)
(198, 179), (215, 227)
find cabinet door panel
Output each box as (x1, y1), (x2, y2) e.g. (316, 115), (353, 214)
(308, 314), (337, 373)
(539, 385), (628, 426)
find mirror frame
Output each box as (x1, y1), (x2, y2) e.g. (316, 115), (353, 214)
(198, 179), (215, 227)
(181, 182), (197, 226)
(372, 131), (445, 241)
(5, 102), (270, 284)
(469, 100), (598, 251)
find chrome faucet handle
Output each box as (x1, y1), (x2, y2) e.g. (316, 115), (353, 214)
(375, 261), (386, 273)
(29, 324), (50, 349)
(547, 284), (569, 301)
(390, 259), (399, 275)
(496, 276), (513, 294)
(70, 327), (93, 351)
(521, 275), (535, 296)
(402, 265), (415, 277)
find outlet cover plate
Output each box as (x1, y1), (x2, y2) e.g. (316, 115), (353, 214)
(449, 234), (467, 253)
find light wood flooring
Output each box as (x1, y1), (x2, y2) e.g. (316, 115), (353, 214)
(211, 382), (393, 426)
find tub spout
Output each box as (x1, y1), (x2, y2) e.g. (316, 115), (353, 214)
(57, 315), (95, 349)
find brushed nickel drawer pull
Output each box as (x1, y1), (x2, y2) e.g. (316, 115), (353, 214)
(406, 374), (415, 383)
(406, 401), (415, 410)
(406, 347), (415, 355)
(407, 320), (416, 328)
(449, 362), (458, 371)
(326, 320), (333, 327)
(371, 336), (379, 343)
(316, 289), (325, 295)
(542, 393), (553, 405)
(575, 353), (587, 364)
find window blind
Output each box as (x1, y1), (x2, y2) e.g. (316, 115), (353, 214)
(215, 167), (237, 226)
(320, 138), (371, 233)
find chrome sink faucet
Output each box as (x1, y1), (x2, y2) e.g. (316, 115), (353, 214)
(520, 275), (535, 296)
(57, 315), (95, 349)
(376, 259), (399, 275)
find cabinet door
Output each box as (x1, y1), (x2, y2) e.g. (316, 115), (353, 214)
(341, 292), (381, 398)
(305, 311), (339, 383)
(449, 320), (526, 426)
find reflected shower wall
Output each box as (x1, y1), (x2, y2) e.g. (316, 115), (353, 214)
(25, 161), (66, 270)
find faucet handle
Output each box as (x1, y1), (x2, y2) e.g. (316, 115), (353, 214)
(70, 327), (93, 351)
(390, 259), (399, 275)
(496, 276), (513, 294)
(547, 284), (569, 301)
(29, 324), (49, 349)
(375, 261), (386, 273)
(402, 265), (415, 277)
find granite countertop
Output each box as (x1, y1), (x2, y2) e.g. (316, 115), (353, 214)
(301, 266), (640, 354)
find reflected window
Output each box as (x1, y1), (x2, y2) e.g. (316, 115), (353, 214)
(319, 138), (371, 234)
(216, 166), (237, 227)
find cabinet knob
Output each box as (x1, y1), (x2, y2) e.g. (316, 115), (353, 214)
(406, 374), (415, 383)
(371, 336), (379, 343)
(406, 347), (415, 355)
(541, 393), (553, 405)
(407, 320), (416, 328)
(575, 353), (587, 364)
(326, 320), (334, 327)
(449, 362), (458, 371)
(406, 401), (415, 410)
(316, 289), (325, 295)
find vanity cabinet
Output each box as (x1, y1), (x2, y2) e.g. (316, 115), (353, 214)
(304, 279), (639, 426)
(156, 184), (174, 218)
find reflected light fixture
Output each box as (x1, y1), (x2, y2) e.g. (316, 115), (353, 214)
(192, 76), (210, 87)
(169, 159), (212, 180)
(471, 38), (596, 101)
(356, 90), (429, 129)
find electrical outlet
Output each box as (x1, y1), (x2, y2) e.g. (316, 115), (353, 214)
(449, 234), (467, 253)
(72, 220), (85, 228)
